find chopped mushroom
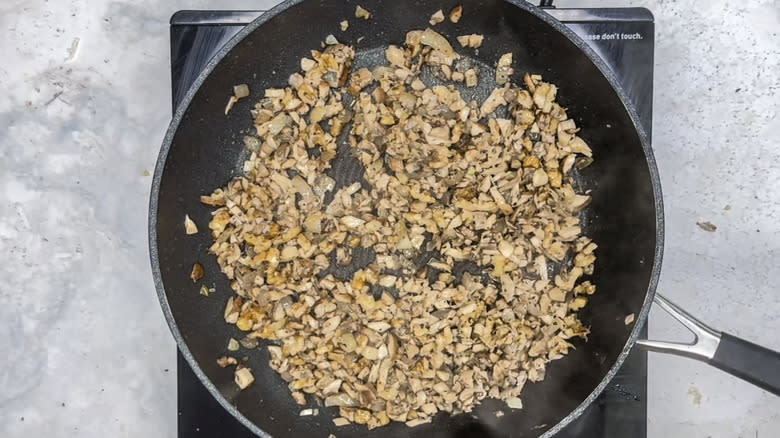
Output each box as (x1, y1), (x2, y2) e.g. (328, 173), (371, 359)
(325, 34), (339, 45)
(506, 397), (523, 409)
(184, 214), (198, 234)
(333, 417), (351, 426)
(216, 356), (237, 368)
(355, 5), (371, 20)
(464, 68), (478, 87)
(456, 34), (483, 48)
(496, 52), (514, 85)
(449, 6), (463, 23)
(205, 25), (598, 430)
(233, 84), (250, 98)
(406, 418), (431, 427)
(234, 367), (255, 389)
(340, 20), (349, 31)
(224, 96), (237, 114)
(429, 10), (445, 25)
(225, 84), (250, 115)
(190, 263), (204, 282)
(301, 57), (316, 71)
(420, 28), (454, 55)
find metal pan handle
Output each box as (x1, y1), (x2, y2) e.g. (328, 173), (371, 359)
(637, 294), (780, 396)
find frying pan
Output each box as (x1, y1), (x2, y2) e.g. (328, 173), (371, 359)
(149, 0), (780, 436)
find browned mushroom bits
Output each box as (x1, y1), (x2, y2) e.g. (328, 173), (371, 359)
(203, 26), (596, 429)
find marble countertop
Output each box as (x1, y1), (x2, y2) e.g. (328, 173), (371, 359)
(1, 0), (778, 436)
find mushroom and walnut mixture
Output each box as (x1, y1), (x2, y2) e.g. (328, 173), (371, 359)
(202, 24), (596, 430)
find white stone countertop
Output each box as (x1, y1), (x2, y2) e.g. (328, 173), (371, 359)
(1, 0), (778, 437)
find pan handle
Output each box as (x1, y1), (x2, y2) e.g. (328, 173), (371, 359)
(637, 294), (780, 396)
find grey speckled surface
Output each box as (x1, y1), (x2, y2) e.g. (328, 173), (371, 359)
(0, 0), (778, 437)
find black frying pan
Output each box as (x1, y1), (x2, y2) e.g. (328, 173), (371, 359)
(149, 1), (780, 437)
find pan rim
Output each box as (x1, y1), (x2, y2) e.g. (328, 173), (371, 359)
(148, 1), (664, 436)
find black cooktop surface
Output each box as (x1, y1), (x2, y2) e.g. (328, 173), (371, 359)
(169, 7), (654, 437)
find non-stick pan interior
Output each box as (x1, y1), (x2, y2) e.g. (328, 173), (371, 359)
(152, 0), (659, 436)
